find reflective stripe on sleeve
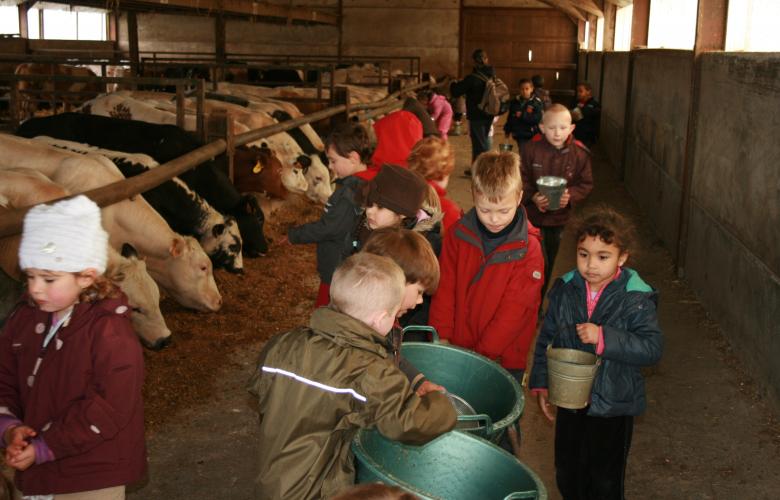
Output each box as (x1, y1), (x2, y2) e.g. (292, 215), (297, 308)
(261, 366), (367, 403)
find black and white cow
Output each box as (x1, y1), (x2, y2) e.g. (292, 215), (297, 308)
(16, 113), (269, 257)
(31, 136), (244, 273)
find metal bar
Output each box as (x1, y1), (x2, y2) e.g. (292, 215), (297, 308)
(0, 140), (227, 238)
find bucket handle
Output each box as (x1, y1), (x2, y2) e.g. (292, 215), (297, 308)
(401, 325), (440, 343)
(503, 490), (538, 500)
(456, 413), (493, 436)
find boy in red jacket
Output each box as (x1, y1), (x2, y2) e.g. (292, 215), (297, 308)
(429, 151), (544, 382)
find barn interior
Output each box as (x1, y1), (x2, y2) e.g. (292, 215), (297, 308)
(0, 1), (778, 499)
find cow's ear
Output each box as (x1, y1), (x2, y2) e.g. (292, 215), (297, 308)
(111, 271), (126, 282)
(212, 224), (226, 237)
(170, 238), (185, 258)
(121, 243), (139, 259)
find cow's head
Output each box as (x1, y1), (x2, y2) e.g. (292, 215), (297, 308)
(107, 244), (172, 350)
(302, 154), (333, 205)
(202, 216), (244, 274)
(235, 194), (268, 257)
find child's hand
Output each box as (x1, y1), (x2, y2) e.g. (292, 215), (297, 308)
(6, 443), (35, 471)
(576, 323), (600, 345)
(532, 192), (549, 212)
(4, 425), (36, 456)
(536, 391), (556, 422)
(559, 189), (571, 208)
(416, 380), (445, 397)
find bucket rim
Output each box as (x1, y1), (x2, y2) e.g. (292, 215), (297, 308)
(402, 341), (524, 431)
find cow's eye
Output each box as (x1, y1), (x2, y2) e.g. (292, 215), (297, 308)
(131, 306), (142, 314)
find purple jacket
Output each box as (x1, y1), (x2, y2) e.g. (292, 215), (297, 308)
(0, 293), (146, 495)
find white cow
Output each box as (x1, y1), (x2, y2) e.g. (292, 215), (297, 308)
(0, 134), (222, 312)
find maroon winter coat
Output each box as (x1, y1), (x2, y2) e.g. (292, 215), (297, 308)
(520, 134), (593, 227)
(0, 293), (146, 495)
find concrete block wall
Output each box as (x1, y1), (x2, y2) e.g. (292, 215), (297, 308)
(623, 50), (691, 250)
(599, 52), (629, 172)
(684, 53), (780, 406)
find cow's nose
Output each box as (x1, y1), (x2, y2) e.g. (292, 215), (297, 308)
(151, 336), (172, 351)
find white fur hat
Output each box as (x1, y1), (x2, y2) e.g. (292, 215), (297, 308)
(19, 195), (108, 274)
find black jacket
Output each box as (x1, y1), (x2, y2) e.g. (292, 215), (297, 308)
(288, 175), (366, 283)
(529, 268), (663, 417)
(504, 95), (543, 141)
(573, 96), (601, 145)
(450, 65), (496, 122)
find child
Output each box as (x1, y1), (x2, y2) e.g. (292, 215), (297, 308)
(408, 136), (463, 234)
(521, 104), (593, 298)
(370, 109), (423, 169)
(347, 164), (432, 255)
(0, 196), (145, 498)
(248, 252), (456, 499)
(532, 74), (552, 110)
(429, 151), (544, 382)
(529, 207), (663, 500)
(504, 78), (543, 153)
(417, 90), (454, 140)
(287, 122), (374, 307)
(572, 81), (601, 147)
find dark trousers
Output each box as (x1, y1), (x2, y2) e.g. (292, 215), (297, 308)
(469, 119), (493, 162)
(540, 225), (564, 298)
(555, 408), (634, 500)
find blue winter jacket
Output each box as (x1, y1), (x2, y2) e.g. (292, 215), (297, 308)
(529, 268), (663, 417)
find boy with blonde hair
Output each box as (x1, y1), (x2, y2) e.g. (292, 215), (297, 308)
(521, 104), (593, 297)
(430, 151), (544, 381)
(249, 253), (456, 500)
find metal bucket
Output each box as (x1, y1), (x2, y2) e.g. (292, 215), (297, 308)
(546, 347), (599, 410)
(401, 326), (523, 442)
(499, 143), (514, 152)
(353, 428), (547, 500)
(536, 176), (567, 210)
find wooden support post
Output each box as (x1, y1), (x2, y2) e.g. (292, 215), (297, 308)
(388, 77), (402, 95)
(127, 12), (140, 76)
(630, 0), (650, 49)
(675, 0), (729, 277)
(603, 1), (617, 51)
(18, 3), (28, 39)
(330, 86), (350, 131)
(207, 109), (234, 181)
(196, 79), (206, 142)
(588, 14), (597, 50)
(215, 15), (226, 83)
(176, 84), (185, 130)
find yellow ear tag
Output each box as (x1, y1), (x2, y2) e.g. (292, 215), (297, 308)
(253, 161), (264, 174)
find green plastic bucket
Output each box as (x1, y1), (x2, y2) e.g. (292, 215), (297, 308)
(401, 326), (523, 442)
(353, 428), (547, 500)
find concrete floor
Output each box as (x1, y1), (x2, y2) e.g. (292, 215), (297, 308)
(125, 130), (780, 500)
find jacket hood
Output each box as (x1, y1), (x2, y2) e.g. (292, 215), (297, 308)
(458, 206), (533, 252)
(370, 110), (423, 169)
(309, 306), (389, 358)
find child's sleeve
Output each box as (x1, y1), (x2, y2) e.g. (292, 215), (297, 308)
(528, 284), (564, 391)
(361, 362), (456, 446)
(568, 152), (594, 205)
(428, 231), (458, 341)
(474, 246), (544, 363)
(601, 293), (663, 366)
(288, 188), (358, 244)
(0, 319), (23, 440)
(37, 314), (144, 460)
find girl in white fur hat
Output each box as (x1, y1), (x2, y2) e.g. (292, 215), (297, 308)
(0, 195), (146, 500)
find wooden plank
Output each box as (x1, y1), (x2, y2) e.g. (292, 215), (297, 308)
(630, 0), (650, 48)
(604, 0), (632, 6)
(571, 0), (604, 17)
(538, 0), (586, 21)
(127, 11), (140, 76)
(129, 0), (338, 25)
(603, 0), (617, 51)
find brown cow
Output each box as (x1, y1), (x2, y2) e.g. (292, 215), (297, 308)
(14, 63), (101, 121)
(233, 144), (308, 200)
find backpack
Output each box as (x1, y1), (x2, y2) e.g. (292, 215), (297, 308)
(475, 72), (510, 116)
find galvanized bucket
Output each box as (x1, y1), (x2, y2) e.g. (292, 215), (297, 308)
(536, 176), (567, 210)
(545, 347), (599, 410)
(401, 326), (523, 442)
(499, 143), (514, 152)
(353, 428), (547, 500)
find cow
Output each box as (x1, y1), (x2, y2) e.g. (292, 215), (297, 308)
(232, 143), (308, 199)
(15, 113), (269, 258)
(79, 93), (198, 131)
(14, 63), (102, 121)
(0, 134), (222, 312)
(0, 168), (172, 349)
(30, 136), (244, 273)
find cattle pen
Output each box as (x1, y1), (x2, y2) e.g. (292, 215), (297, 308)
(0, 76), (432, 239)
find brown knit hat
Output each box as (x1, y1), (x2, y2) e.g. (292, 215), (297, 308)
(366, 164), (428, 218)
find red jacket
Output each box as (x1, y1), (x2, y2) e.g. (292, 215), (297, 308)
(520, 134), (593, 227)
(371, 110), (423, 169)
(0, 294), (146, 495)
(430, 181), (462, 234)
(429, 209), (544, 370)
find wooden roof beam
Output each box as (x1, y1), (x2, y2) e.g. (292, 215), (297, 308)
(604, 0), (632, 7)
(538, 0), (587, 22)
(131, 0), (338, 25)
(572, 0), (604, 18)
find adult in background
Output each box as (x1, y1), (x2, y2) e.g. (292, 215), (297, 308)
(450, 49), (497, 171)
